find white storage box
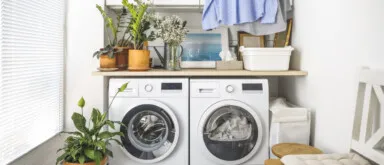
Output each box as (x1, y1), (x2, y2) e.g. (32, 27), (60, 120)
(269, 98), (311, 159)
(239, 46), (294, 71)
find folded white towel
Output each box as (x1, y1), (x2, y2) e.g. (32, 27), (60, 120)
(270, 97), (309, 123)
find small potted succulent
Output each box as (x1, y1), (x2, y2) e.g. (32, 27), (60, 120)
(56, 83), (128, 165)
(93, 5), (132, 70)
(153, 15), (188, 70)
(123, 0), (156, 71)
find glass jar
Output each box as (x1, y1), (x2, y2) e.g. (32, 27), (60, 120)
(165, 44), (183, 71)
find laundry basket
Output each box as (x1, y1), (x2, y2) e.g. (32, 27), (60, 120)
(269, 98), (311, 159)
(239, 46), (294, 71)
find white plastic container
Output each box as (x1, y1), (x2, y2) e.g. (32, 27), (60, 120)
(239, 46), (294, 71)
(269, 98), (311, 159)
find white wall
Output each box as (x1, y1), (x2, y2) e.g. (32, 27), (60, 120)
(280, 0), (384, 153)
(65, 0), (105, 130)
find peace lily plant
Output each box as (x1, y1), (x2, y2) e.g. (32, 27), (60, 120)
(56, 83), (128, 165)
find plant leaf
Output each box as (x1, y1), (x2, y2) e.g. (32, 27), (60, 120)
(93, 51), (101, 58)
(95, 151), (102, 165)
(56, 152), (68, 165)
(79, 155), (85, 165)
(99, 131), (124, 139)
(91, 108), (100, 128)
(71, 113), (88, 134)
(105, 120), (115, 129)
(70, 148), (79, 160)
(77, 97), (85, 108)
(106, 149), (114, 158)
(112, 121), (127, 128)
(119, 82), (129, 92)
(65, 136), (75, 143)
(56, 147), (65, 153)
(95, 140), (107, 152)
(61, 131), (83, 137)
(97, 4), (118, 46)
(85, 148), (95, 159)
(98, 132), (113, 139)
(108, 51), (114, 58)
(108, 138), (123, 146)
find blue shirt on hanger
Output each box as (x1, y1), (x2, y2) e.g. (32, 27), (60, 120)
(202, 0), (278, 30)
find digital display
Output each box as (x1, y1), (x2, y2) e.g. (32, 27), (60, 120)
(242, 83), (263, 91)
(161, 83), (182, 90)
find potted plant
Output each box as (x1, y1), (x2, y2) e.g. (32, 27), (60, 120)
(93, 5), (132, 70)
(123, 0), (156, 71)
(56, 83), (128, 165)
(153, 15), (188, 70)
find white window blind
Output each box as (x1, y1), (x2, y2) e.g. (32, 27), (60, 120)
(0, 0), (65, 164)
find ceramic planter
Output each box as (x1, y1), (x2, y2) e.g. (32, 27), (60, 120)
(115, 47), (129, 70)
(99, 54), (116, 69)
(128, 49), (150, 71)
(64, 157), (108, 165)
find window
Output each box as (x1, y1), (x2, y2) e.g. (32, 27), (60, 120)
(0, 0), (65, 164)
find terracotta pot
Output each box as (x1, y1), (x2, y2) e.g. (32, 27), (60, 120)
(64, 157), (108, 165)
(100, 54), (116, 68)
(115, 47), (129, 70)
(128, 49), (150, 71)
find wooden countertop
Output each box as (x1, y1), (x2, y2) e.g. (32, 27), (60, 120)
(92, 69), (308, 77)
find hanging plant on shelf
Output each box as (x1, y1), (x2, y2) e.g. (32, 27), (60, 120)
(56, 83), (129, 165)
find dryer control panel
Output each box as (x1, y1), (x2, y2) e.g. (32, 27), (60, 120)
(190, 79), (268, 98)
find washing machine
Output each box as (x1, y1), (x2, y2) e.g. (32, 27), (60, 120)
(190, 79), (269, 165)
(108, 78), (188, 165)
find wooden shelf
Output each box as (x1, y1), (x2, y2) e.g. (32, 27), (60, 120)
(92, 69), (307, 77)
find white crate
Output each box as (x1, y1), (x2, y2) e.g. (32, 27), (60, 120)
(240, 46), (294, 71)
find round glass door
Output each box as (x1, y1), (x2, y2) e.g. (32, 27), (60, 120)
(120, 103), (179, 163)
(198, 100), (263, 164)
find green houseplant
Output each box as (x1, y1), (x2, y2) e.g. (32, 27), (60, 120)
(56, 83), (128, 165)
(122, 0), (156, 71)
(93, 5), (132, 70)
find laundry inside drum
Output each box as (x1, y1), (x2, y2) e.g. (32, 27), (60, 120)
(128, 111), (169, 152)
(203, 105), (258, 161)
(205, 105), (253, 141)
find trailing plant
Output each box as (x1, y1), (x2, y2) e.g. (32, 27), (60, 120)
(56, 83), (129, 165)
(93, 5), (131, 59)
(93, 45), (122, 59)
(122, 0), (156, 50)
(153, 15), (188, 46)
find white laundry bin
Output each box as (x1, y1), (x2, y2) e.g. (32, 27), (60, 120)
(239, 46), (294, 71)
(269, 98), (311, 159)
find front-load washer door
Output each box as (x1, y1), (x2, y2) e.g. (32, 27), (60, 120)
(120, 100), (179, 164)
(197, 100), (264, 165)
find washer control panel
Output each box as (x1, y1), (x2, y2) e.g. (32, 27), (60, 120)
(161, 83), (183, 90)
(144, 84), (153, 92)
(226, 85), (234, 93)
